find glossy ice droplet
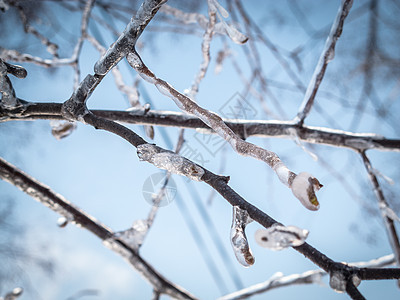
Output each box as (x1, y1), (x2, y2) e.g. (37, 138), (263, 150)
(50, 120), (76, 140)
(255, 224), (309, 250)
(57, 216), (68, 228)
(230, 206), (255, 267)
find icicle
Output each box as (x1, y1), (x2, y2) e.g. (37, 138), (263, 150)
(255, 223), (309, 250)
(114, 219), (149, 251)
(57, 216), (69, 228)
(137, 144), (204, 181)
(50, 120), (77, 140)
(290, 172), (322, 211)
(230, 206), (255, 267)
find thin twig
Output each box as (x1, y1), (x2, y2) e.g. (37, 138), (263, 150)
(360, 151), (400, 271)
(295, 0), (354, 125)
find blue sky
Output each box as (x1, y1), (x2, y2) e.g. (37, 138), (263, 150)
(1, 0), (400, 299)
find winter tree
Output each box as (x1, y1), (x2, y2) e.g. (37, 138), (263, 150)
(1, 0), (400, 299)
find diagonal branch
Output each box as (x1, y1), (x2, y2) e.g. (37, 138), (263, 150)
(0, 157), (196, 300)
(127, 51), (322, 211)
(360, 151), (400, 271)
(295, 0), (353, 125)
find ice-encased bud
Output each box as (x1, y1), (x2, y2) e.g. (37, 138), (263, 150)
(290, 172), (322, 211)
(115, 219), (149, 251)
(50, 120), (77, 140)
(230, 206), (255, 267)
(255, 224), (309, 250)
(57, 216), (68, 228)
(137, 144), (204, 181)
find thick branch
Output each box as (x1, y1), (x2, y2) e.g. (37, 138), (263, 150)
(1, 103), (399, 152)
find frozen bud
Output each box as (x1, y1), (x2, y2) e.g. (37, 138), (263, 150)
(137, 144), (204, 181)
(290, 172), (322, 211)
(50, 120), (76, 140)
(144, 125), (155, 140)
(57, 216), (68, 228)
(255, 224), (309, 250)
(230, 206), (255, 267)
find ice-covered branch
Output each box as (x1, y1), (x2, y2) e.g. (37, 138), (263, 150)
(255, 224), (309, 250)
(0, 287), (23, 300)
(126, 51), (321, 210)
(2, 104), (400, 152)
(0, 157), (196, 300)
(360, 151), (400, 271)
(94, 0), (167, 76)
(186, 2), (216, 99)
(219, 254), (396, 300)
(0, 60), (27, 109)
(137, 144), (205, 181)
(294, 0), (353, 125)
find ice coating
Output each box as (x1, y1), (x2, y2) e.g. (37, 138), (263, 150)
(50, 120), (77, 140)
(0, 60), (18, 109)
(290, 172), (322, 211)
(115, 219), (149, 251)
(137, 144), (204, 181)
(273, 163), (291, 187)
(255, 224), (309, 250)
(94, 0), (167, 75)
(103, 238), (132, 259)
(379, 203), (400, 222)
(329, 271), (361, 293)
(296, 0), (353, 122)
(129, 48), (323, 209)
(230, 206), (255, 267)
(208, 0), (248, 44)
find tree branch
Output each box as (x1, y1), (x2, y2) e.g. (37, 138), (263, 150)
(0, 157), (196, 300)
(1, 103), (399, 152)
(295, 0), (353, 125)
